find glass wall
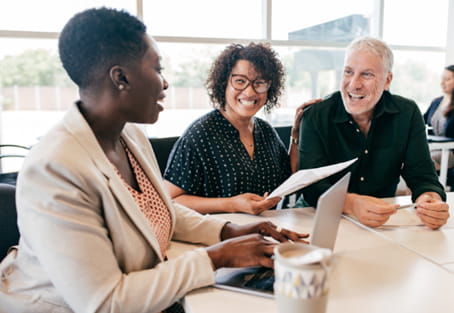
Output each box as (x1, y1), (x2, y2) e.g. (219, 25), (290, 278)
(0, 0), (450, 154)
(383, 0), (448, 47)
(143, 0), (263, 39)
(0, 1), (136, 32)
(272, 0), (373, 41)
(391, 50), (446, 113)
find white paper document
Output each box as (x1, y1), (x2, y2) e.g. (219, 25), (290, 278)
(266, 158), (357, 199)
(383, 209), (424, 226)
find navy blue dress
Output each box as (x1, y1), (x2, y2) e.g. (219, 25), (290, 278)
(424, 96), (454, 137)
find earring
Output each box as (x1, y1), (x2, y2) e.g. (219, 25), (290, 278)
(118, 85), (124, 90)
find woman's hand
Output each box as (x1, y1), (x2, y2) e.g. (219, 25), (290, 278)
(228, 193), (281, 215)
(291, 98), (322, 141)
(289, 99), (322, 172)
(206, 234), (276, 268)
(221, 221), (309, 243)
(207, 222), (309, 269)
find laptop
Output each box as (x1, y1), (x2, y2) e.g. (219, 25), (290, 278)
(214, 172), (351, 298)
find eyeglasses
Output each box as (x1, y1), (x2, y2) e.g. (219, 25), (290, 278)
(229, 74), (271, 94)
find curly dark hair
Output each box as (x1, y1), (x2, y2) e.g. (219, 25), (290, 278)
(58, 7), (148, 89)
(206, 42), (285, 113)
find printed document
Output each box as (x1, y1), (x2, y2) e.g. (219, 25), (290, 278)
(266, 158), (357, 199)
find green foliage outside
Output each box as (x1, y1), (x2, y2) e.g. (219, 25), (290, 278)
(172, 58), (211, 88)
(0, 47), (442, 112)
(0, 49), (73, 87)
(391, 60), (440, 111)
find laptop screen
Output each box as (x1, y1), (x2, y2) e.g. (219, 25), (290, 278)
(311, 172), (350, 250)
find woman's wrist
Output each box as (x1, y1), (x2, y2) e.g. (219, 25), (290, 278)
(220, 221), (233, 240)
(289, 136), (299, 145)
(205, 245), (224, 269)
(290, 127), (299, 145)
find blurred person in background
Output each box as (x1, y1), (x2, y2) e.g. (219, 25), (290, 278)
(424, 65), (454, 170)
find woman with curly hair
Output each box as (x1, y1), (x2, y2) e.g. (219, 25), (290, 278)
(164, 43), (306, 214)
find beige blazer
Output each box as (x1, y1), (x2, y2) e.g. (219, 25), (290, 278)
(0, 103), (226, 313)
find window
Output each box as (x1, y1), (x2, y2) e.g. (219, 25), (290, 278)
(391, 50), (446, 112)
(272, 0), (374, 41)
(145, 42), (225, 137)
(383, 0), (448, 47)
(143, 0), (263, 39)
(0, 0), (136, 32)
(0, 38), (76, 151)
(0, 0), (452, 154)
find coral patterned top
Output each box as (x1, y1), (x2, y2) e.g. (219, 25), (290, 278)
(113, 138), (172, 258)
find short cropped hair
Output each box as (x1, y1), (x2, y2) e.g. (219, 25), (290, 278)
(206, 42), (285, 113)
(345, 36), (394, 73)
(59, 7), (147, 89)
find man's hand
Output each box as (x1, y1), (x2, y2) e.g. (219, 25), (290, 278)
(344, 193), (398, 227)
(415, 192), (450, 229)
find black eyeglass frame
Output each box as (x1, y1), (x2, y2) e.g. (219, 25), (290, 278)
(229, 74), (271, 94)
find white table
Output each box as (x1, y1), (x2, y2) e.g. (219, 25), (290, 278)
(168, 194), (454, 313)
(373, 193), (454, 270)
(428, 140), (454, 189)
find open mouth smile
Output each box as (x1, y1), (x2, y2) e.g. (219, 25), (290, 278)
(239, 99), (257, 106)
(348, 92), (366, 100)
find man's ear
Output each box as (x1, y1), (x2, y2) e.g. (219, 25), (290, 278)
(384, 71), (393, 90)
(109, 66), (129, 91)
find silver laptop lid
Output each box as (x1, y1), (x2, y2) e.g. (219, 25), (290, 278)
(311, 172), (351, 251)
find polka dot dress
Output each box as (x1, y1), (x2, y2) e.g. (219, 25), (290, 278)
(114, 138), (172, 258)
(164, 109), (291, 198)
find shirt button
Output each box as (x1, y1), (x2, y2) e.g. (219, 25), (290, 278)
(356, 129), (360, 132)
(349, 120), (353, 124)
(364, 149), (368, 154)
(360, 177), (365, 181)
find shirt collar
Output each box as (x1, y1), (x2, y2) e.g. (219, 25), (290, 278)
(214, 109), (237, 135)
(333, 90), (401, 124)
(214, 109), (259, 137)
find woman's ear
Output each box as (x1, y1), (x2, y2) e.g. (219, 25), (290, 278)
(109, 66), (129, 91)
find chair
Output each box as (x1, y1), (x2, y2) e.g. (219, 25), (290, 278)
(149, 136), (180, 175)
(274, 125), (292, 150)
(0, 144), (30, 186)
(273, 125), (299, 208)
(0, 183), (19, 260)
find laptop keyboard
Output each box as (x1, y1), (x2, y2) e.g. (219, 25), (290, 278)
(243, 268), (275, 292)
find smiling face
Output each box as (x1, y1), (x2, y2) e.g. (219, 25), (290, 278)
(341, 48), (392, 119)
(441, 69), (454, 96)
(223, 59), (268, 122)
(126, 36), (168, 124)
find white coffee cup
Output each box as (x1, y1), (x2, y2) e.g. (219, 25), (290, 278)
(274, 242), (332, 313)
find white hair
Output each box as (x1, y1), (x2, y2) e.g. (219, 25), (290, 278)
(345, 36), (394, 73)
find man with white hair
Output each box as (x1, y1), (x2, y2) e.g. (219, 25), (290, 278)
(298, 36), (449, 229)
